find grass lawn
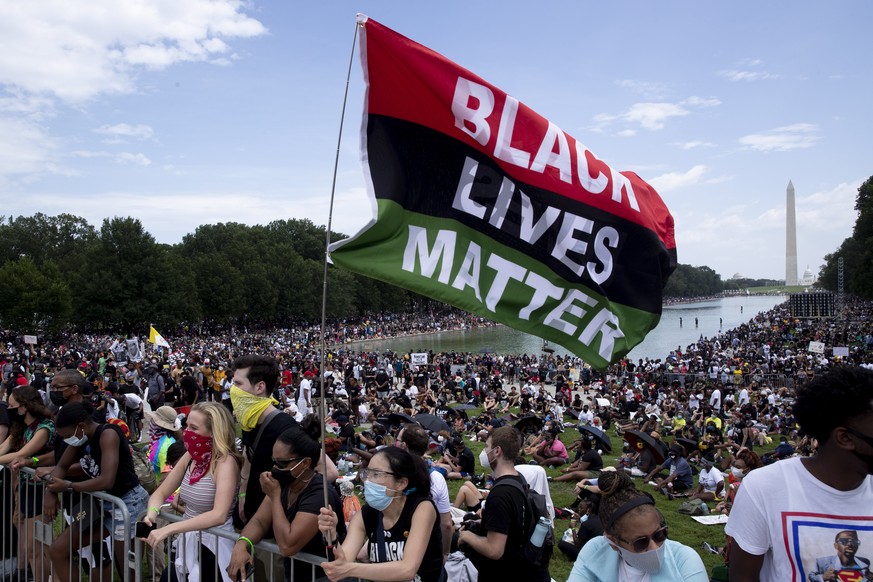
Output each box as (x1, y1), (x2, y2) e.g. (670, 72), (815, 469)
(436, 407), (779, 581)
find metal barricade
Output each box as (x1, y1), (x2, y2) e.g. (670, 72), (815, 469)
(0, 465), (136, 582)
(134, 509), (331, 581)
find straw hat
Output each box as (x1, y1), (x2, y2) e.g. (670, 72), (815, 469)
(152, 406), (180, 431)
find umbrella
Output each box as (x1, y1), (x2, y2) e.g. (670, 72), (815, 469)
(624, 429), (666, 465)
(676, 437), (699, 456)
(386, 412), (417, 428)
(414, 413), (451, 434)
(577, 425), (613, 453)
(514, 416), (544, 435)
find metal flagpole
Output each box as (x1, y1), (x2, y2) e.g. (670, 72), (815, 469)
(319, 17), (360, 548)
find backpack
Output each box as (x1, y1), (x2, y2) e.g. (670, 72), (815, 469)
(492, 475), (553, 571)
(131, 445), (158, 493)
(678, 498), (710, 516)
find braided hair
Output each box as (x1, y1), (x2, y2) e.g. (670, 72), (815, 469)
(597, 470), (658, 536)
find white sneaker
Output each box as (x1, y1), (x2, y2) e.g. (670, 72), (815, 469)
(647, 480), (658, 487)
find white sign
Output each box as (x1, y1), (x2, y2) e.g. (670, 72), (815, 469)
(411, 352), (428, 366)
(808, 341), (825, 354)
(23, 335), (37, 345)
(833, 346), (850, 358)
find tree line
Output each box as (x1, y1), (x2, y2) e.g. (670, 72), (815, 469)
(0, 212), (742, 334)
(0, 214), (423, 333)
(817, 175), (873, 299)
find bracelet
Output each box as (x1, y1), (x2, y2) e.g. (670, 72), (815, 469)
(148, 507), (161, 514)
(66, 481), (74, 492)
(31, 456), (39, 467)
(237, 535), (255, 554)
(238, 492), (246, 498)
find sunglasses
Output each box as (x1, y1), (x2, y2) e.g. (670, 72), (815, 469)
(271, 457), (304, 470)
(618, 525), (669, 553)
(837, 537), (861, 547)
(358, 467), (396, 481)
(847, 427), (873, 449)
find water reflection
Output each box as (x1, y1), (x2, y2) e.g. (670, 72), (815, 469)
(350, 295), (787, 361)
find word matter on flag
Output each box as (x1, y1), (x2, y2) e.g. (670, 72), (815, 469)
(329, 15), (677, 369)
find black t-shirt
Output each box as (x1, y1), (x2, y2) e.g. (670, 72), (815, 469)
(581, 449), (603, 471)
(475, 474), (541, 581)
(81, 424), (139, 498)
(0, 402), (9, 429)
(362, 497), (443, 582)
(237, 411), (298, 529)
(281, 473), (347, 581)
(337, 423), (355, 448)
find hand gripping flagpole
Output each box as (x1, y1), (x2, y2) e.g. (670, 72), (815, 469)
(319, 17), (360, 553)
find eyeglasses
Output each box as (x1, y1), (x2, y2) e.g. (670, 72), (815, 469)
(358, 467), (395, 482)
(272, 457), (304, 470)
(618, 525), (669, 553)
(837, 537), (861, 547)
(847, 427), (873, 449)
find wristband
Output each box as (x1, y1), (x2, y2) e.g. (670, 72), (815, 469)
(31, 456), (39, 467)
(238, 535), (255, 554)
(149, 507), (161, 514)
(238, 492), (246, 498)
(66, 481), (75, 492)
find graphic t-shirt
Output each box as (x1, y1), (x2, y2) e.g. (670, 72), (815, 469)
(726, 457), (873, 582)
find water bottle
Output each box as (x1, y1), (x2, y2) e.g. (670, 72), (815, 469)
(530, 516), (551, 548)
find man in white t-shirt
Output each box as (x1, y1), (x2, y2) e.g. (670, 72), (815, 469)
(709, 386), (722, 412)
(726, 366), (873, 582)
(737, 387), (750, 407)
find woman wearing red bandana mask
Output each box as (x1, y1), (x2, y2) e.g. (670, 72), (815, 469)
(142, 402), (242, 582)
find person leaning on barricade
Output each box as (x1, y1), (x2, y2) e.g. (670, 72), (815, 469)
(0, 386), (55, 582)
(141, 401), (241, 581)
(228, 418), (346, 582)
(43, 402), (149, 582)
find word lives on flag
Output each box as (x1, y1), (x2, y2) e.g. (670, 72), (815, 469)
(329, 15), (677, 369)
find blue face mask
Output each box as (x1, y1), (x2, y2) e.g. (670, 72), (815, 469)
(364, 481), (395, 511)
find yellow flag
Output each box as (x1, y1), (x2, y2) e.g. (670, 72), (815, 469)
(149, 326), (170, 348)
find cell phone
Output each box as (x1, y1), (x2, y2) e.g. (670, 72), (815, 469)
(135, 521), (156, 538)
(228, 562), (255, 582)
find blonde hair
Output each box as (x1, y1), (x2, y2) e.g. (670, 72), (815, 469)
(191, 402), (243, 473)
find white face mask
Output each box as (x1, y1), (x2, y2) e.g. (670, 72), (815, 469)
(731, 467), (746, 480)
(610, 538), (666, 574)
(478, 448), (492, 472)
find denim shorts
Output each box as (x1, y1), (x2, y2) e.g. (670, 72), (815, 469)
(69, 485), (149, 541)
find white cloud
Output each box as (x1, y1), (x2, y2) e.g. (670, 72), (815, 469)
(0, 116), (57, 176)
(95, 123), (155, 141)
(616, 129), (636, 137)
(650, 165), (708, 192)
(623, 102), (689, 130)
(0, 1), (267, 103)
(738, 123), (820, 152)
(116, 152), (152, 166)
(682, 96), (721, 107)
(676, 141), (716, 150)
(718, 70), (779, 82)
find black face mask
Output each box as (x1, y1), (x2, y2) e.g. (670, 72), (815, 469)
(7, 408), (21, 421)
(50, 391), (69, 407)
(271, 467), (297, 486)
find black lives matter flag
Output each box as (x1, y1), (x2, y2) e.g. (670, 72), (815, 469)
(329, 15), (677, 369)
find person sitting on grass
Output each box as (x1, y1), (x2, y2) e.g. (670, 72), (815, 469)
(644, 444), (693, 498)
(687, 452), (725, 503)
(532, 429), (569, 467)
(551, 436), (602, 482)
(431, 436), (474, 480)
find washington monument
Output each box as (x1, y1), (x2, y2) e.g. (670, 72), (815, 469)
(786, 180), (798, 286)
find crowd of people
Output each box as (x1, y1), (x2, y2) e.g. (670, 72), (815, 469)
(0, 295), (870, 581)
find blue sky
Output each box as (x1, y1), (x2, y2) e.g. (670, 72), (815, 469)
(1, 1), (870, 281)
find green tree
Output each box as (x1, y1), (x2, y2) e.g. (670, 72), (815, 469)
(0, 258), (72, 332)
